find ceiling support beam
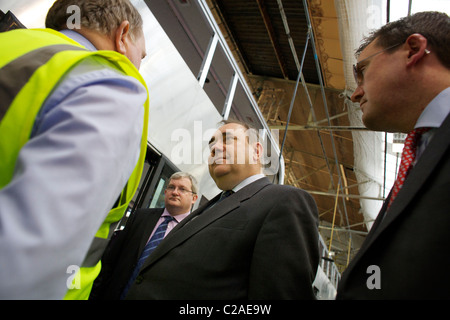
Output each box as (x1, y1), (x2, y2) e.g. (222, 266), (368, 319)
(305, 190), (385, 201)
(256, 0), (289, 79)
(319, 225), (368, 236)
(291, 164), (328, 184)
(313, 107), (361, 125)
(270, 125), (369, 131)
(284, 147), (355, 171)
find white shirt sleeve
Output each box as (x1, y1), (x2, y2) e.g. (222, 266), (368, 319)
(0, 56), (147, 299)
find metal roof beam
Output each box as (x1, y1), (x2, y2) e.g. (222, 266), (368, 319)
(256, 0), (289, 79)
(270, 125), (369, 131)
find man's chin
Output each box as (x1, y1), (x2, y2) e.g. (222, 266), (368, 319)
(165, 202), (186, 213)
(165, 199), (181, 207)
(212, 174), (239, 191)
(210, 163), (231, 177)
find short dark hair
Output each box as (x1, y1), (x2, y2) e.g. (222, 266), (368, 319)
(356, 11), (450, 69)
(219, 118), (261, 144)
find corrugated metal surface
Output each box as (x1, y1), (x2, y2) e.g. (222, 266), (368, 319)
(212, 0), (320, 82)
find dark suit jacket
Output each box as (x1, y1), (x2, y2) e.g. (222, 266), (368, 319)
(122, 177), (319, 300)
(89, 207), (165, 300)
(337, 113), (450, 299)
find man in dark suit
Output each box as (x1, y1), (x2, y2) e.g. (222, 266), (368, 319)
(121, 120), (320, 299)
(89, 172), (198, 299)
(337, 11), (450, 299)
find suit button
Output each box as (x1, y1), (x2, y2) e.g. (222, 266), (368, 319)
(135, 275), (144, 284)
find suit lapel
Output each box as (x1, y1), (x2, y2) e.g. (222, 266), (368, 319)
(140, 177), (272, 270)
(346, 114), (450, 272)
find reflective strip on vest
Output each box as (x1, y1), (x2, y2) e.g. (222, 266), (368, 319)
(0, 45), (84, 121)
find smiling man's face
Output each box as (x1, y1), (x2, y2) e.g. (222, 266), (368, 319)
(208, 123), (262, 191)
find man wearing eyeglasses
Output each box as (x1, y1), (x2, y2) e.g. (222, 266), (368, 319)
(337, 11), (450, 299)
(89, 172), (198, 299)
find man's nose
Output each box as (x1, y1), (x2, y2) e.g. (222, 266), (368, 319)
(213, 139), (226, 154)
(172, 187), (181, 193)
(351, 85), (364, 103)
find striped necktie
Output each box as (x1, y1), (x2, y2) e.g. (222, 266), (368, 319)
(120, 215), (175, 299)
(387, 128), (430, 209)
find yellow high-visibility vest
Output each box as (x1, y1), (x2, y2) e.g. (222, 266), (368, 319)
(0, 28), (149, 299)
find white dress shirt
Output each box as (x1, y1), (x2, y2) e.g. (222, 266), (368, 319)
(231, 173), (266, 193)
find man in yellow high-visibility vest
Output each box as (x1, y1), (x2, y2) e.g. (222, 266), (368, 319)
(0, 0), (149, 299)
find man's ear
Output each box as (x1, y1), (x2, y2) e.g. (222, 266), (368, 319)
(252, 142), (263, 163)
(114, 20), (131, 55)
(192, 194), (198, 204)
(405, 33), (429, 67)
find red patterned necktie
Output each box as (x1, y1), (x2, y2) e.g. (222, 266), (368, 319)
(387, 128), (430, 209)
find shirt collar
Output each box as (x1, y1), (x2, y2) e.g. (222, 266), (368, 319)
(231, 173), (265, 193)
(59, 29), (97, 51)
(162, 208), (190, 223)
(415, 87), (450, 129)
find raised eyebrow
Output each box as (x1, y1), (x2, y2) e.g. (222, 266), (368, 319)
(223, 131), (237, 140)
(209, 131), (237, 145)
(356, 51), (375, 66)
(209, 132), (226, 144)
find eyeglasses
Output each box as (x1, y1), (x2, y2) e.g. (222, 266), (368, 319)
(353, 43), (402, 86)
(166, 185), (196, 195)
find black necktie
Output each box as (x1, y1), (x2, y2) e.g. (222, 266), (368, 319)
(218, 190), (233, 203)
